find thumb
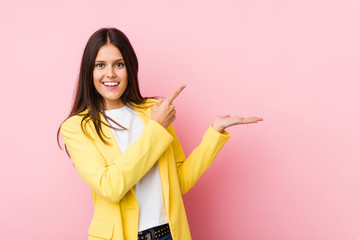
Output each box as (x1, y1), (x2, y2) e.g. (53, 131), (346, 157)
(153, 102), (162, 108)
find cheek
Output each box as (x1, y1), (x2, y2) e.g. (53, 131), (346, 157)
(93, 70), (102, 81)
(93, 73), (102, 92)
(123, 77), (129, 90)
(122, 71), (128, 83)
(117, 69), (127, 78)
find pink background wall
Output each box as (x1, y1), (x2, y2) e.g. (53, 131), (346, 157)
(1, 0), (359, 239)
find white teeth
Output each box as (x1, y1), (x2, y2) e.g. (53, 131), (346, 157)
(103, 82), (119, 86)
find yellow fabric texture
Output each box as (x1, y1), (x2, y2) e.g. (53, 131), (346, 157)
(60, 100), (230, 240)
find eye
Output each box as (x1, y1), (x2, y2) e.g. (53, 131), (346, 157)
(95, 63), (104, 68)
(115, 62), (125, 68)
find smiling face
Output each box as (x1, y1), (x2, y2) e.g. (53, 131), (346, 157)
(93, 44), (128, 110)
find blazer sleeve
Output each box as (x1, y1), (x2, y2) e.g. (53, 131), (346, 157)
(167, 124), (231, 194)
(60, 116), (173, 203)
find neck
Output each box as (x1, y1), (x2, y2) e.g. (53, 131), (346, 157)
(104, 100), (125, 110)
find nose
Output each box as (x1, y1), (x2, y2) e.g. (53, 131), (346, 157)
(106, 67), (116, 78)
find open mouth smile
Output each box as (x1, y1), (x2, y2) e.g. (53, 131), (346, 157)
(102, 82), (120, 86)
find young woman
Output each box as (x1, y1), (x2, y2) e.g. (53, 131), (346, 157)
(58, 27), (262, 240)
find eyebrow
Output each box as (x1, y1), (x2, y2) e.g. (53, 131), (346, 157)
(95, 58), (124, 62)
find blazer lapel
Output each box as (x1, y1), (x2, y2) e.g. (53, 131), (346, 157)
(95, 103), (170, 210)
(98, 113), (122, 164)
(133, 104), (170, 210)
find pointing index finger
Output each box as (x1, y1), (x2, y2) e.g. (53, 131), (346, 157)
(166, 85), (186, 103)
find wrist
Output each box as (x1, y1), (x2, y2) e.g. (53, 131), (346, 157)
(211, 123), (224, 133)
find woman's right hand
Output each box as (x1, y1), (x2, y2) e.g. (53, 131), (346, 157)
(151, 85), (186, 128)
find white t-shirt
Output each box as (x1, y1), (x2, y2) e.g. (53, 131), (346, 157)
(105, 105), (168, 232)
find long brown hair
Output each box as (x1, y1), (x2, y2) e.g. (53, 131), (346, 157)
(57, 28), (149, 148)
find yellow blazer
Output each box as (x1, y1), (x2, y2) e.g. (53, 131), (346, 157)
(60, 100), (230, 240)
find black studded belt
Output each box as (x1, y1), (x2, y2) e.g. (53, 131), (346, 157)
(138, 223), (170, 240)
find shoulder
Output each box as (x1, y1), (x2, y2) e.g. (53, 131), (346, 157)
(60, 110), (89, 134)
(131, 98), (162, 110)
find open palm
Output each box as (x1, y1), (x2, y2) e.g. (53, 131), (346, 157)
(212, 115), (263, 132)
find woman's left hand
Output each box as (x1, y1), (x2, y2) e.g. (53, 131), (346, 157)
(212, 115), (263, 133)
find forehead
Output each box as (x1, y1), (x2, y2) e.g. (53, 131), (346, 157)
(95, 44), (123, 60)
